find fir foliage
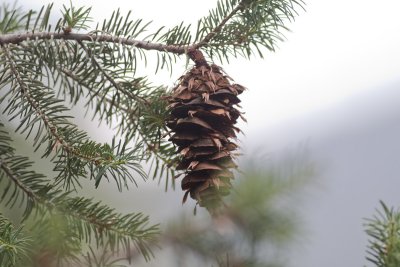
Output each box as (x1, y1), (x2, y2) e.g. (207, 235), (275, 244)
(0, 122), (158, 265)
(194, 0), (305, 61)
(365, 201), (400, 267)
(0, 0), (311, 265)
(0, 215), (30, 267)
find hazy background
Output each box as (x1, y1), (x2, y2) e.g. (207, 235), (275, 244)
(4, 0), (400, 266)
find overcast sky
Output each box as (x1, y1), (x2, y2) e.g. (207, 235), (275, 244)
(13, 0), (400, 266)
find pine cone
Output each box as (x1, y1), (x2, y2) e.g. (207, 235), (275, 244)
(166, 63), (245, 210)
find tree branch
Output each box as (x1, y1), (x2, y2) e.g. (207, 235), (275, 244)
(76, 40), (149, 105)
(58, 66), (138, 117)
(0, 0), (245, 63)
(0, 156), (155, 247)
(1, 44), (117, 165)
(0, 158), (41, 203)
(192, 1), (244, 50)
(54, 65), (174, 176)
(0, 32), (188, 54)
(55, 64), (174, 170)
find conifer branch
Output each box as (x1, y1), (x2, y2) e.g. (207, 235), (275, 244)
(50, 59), (176, 181)
(1, 159), (157, 258)
(0, 126), (158, 260)
(0, 159), (41, 203)
(365, 201), (400, 267)
(192, 1), (244, 50)
(76, 40), (149, 104)
(0, 215), (31, 266)
(57, 197), (158, 251)
(0, 32), (188, 54)
(58, 66), (141, 122)
(54, 62), (145, 136)
(52, 62), (173, 181)
(2, 44), (146, 191)
(0, 0), (303, 65)
(0, 156), (56, 215)
(2, 44), (90, 162)
(0, 45), (68, 152)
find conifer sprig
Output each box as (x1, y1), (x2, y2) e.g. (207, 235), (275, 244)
(193, 0), (305, 61)
(0, 122), (158, 263)
(0, 44), (146, 191)
(365, 201), (400, 267)
(0, 215), (31, 267)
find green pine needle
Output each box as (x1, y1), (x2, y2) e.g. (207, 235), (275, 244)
(0, 215), (31, 267)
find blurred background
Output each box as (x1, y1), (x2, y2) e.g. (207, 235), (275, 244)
(1, 0), (400, 266)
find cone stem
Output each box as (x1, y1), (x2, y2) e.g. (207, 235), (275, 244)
(188, 49), (209, 67)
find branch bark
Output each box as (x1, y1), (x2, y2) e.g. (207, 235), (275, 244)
(0, 32), (189, 54)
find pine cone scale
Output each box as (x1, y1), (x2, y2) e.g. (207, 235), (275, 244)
(167, 63), (245, 210)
